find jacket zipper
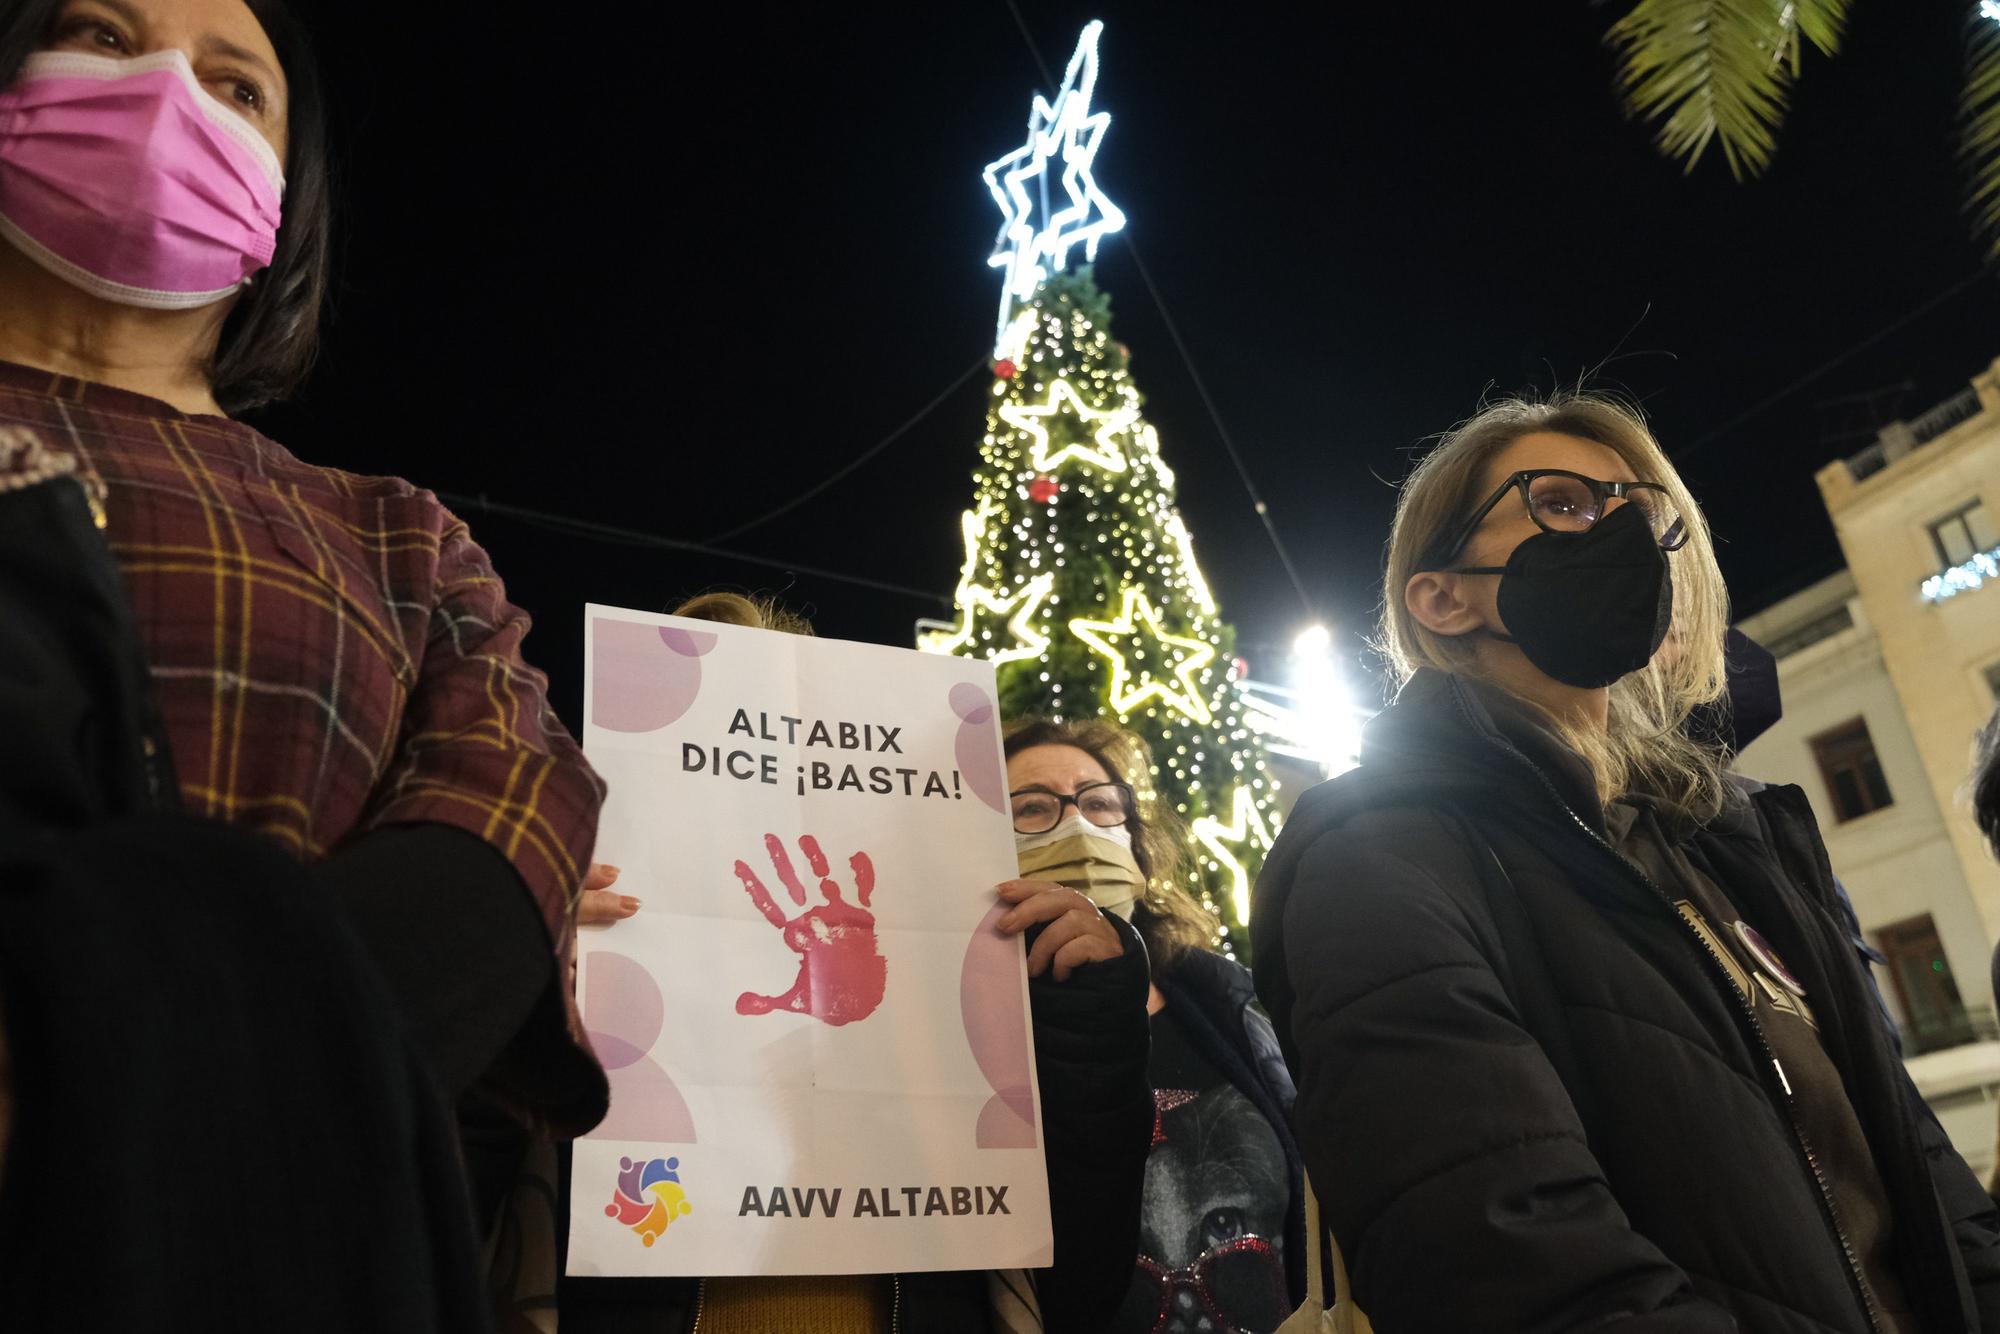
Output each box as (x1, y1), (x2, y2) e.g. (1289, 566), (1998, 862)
(141, 734), (162, 804)
(690, 1276), (704, 1334)
(891, 1274), (902, 1334)
(1469, 715), (1884, 1334)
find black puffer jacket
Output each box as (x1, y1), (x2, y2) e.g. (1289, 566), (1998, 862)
(1251, 669), (2000, 1333)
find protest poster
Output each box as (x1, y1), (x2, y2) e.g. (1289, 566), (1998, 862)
(565, 604), (1054, 1278)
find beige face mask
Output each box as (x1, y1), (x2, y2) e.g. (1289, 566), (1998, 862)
(1014, 813), (1144, 919)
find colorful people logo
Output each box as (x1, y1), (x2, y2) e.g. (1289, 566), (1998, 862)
(606, 1156), (693, 1247)
(734, 833), (887, 1026)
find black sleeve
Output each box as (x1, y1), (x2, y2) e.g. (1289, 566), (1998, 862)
(1282, 814), (1736, 1332)
(313, 821), (554, 1099)
(1023, 911), (1152, 1334)
(0, 816), (490, 1330)
(1903, 1062), (2000, 1326)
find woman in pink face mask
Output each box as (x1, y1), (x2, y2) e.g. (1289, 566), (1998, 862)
(0, 0), (327, 415)
(0, 3), (608, 1324)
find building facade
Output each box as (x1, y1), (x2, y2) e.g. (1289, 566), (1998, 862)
(1736, 571), (1992, 1052)
(1748, 359), (2000, 1176)
(1813, 357), (2000, 968)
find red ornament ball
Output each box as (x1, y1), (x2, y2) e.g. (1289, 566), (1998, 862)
(1028, 475), (1059, 503)
(994, 358), (1018, 379)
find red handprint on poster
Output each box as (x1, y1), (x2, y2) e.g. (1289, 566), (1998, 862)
(734, 833), (887, 1026)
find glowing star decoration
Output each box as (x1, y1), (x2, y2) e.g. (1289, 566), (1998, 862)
(1068, 587), (1218, 724)
(983, 20), (1127, 354)
(922, 507), (1055, 664)
(925, 573), (1055, 665)
(1192, 784), (1275, 926)
(1000, 378), (1137, 474)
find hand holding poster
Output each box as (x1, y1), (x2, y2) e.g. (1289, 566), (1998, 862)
(567, 605), (1053, 1278)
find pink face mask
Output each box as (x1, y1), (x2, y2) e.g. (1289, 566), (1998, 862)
(0, 49), (284, 310)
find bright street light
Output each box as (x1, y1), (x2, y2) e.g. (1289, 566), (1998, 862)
(1289, 623), (1362, 777)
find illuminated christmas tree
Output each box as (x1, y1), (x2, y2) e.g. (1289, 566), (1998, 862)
(921, 22), (1278, 950)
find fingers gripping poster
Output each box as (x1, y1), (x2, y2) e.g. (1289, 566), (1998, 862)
(567, 605), (1054, 1278)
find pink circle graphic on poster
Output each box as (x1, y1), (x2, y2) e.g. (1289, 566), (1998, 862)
(949, 682), (1006, 813)
(582, 949), (697, 1142)
(961, 903), (1037, 1148)
(592, 618), (718, 734)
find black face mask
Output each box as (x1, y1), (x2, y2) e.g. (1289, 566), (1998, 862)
(1447, 501), (1674, 689)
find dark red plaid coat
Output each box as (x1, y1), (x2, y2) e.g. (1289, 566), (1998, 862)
(0, 360), (605, 1129)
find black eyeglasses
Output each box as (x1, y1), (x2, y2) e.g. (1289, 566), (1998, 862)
(1426, 469), (1688, 568)
(1008, 781), (1135, 835)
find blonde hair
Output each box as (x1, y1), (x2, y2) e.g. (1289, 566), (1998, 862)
(1002, 716), (1219, 978)
(1382, 393), (1731, 820)
(672, 591), (816, 637)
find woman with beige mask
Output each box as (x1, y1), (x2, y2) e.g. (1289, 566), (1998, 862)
(1003, 718), (1306, 1334)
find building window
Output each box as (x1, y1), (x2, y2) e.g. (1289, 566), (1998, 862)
(1809, 718), (1893, 822)
(1875, 915), (1975, 1054)
(1929, 498), (1999, 568)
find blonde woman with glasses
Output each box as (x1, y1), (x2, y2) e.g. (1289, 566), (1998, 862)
(1253, 396), (2000, 1332)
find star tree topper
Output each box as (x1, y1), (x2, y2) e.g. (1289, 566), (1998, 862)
(1068, 587), (1218, 725)
(983, 20), (1127, 355)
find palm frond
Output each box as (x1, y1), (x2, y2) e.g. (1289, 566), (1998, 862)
(1606, 0), (1852, 181)
(1961, 12), (2000, 260)
(1783, 0), (1849, 59)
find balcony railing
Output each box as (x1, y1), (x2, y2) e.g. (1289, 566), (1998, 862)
(1764, 603), (1855, 659)
(1848, 387), (1985, 483)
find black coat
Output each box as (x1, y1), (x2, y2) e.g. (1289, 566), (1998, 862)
(0, 474), (491, 1333)
(1157, 945), (1308, 1308)
(1251, 669), (2000, 1333)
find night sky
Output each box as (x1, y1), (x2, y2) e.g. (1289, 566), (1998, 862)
(260, 1), (1999, 727)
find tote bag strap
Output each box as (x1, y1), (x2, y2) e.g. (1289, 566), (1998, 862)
(1278, 1173), (1366, 1333)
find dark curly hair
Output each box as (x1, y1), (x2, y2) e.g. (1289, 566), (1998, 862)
(1003, 716), (1218, 980)
(0, 0), (333, 414)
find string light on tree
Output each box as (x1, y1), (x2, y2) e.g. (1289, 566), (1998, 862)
(923, 20), (1282, 955)
(1164, 509), (1216, 615)
(996, 311), (1037, 368)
